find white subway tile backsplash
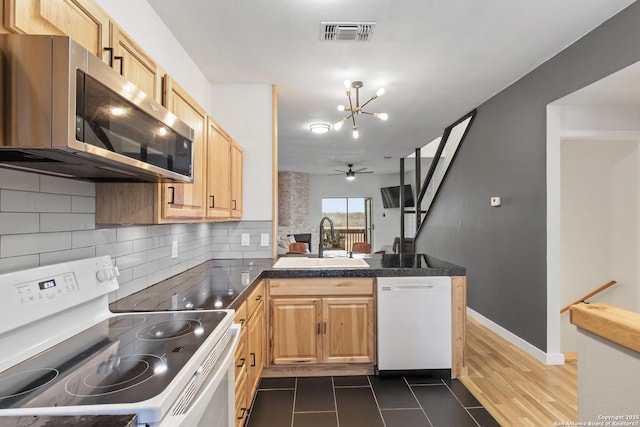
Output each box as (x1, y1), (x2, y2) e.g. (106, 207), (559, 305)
(1, 232), (72, 257)
(39, 175), (95, 197)
(0, 213), (40, 235)
(132, 237), (160, 253)
(0, 254), (39, 274)
(0, 169), (40, 191)
(95, 241), (133, 258)
(115, 252), (148, 270)
(1, 190), (71, 213)
(40, 213), (95, 232)
(39, 247), (96, 266)
(148, 225), (171, 236)
(116, 226), (149, 242)
(72, 229), (117, 248)
(71, 196), (95, 213)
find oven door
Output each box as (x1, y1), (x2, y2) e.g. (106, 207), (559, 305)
(161, 323), (240, 427)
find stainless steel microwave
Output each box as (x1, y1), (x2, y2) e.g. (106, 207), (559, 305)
(0, 34), (194, 182)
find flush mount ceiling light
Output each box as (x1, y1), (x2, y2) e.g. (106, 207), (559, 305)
(334, 80), (388, 139)
(309, 123), (331, 134)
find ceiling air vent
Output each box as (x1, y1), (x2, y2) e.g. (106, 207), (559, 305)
(321, 22), (376, 41)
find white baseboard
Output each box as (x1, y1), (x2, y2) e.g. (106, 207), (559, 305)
(467, 307), (565, 365)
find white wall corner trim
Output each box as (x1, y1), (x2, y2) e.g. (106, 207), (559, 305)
(467, 307), (565, 366)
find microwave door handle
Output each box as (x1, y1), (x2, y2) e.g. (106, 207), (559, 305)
(104, 47), (114, 67)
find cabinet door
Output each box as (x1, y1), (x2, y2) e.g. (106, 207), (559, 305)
(111, 24), (160, 100)
(234, 367), (248, 427)
(247, 301), (264, 399)
(5, 0), (110, 60)
(162, 77), (206, 219)
(1, 1), (9, 34)
(230, 140), (243, 219)
(206, 118), (231, 218)
(322, 297), (375, 364)
(270, 298), (321, 364)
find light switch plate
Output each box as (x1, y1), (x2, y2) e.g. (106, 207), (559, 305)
(260, 233), (269, 246)
(241, 233), (250, 246)
(490, 196), (502, 207)
(171, 240), (178, 258)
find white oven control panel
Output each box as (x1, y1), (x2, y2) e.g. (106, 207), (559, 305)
(14, 271), (79, 306)
(0, 256), (119, 336)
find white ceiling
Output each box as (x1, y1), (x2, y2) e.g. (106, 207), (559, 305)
(147, 0), (635, 175)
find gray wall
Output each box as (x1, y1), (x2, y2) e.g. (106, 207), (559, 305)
(415, 2), (640, 351)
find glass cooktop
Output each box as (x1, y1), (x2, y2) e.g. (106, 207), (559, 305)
(0, 310), (229, 409)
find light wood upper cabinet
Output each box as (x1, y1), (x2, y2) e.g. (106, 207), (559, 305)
(110, 24), (160, 101)
(230, 140), (243, 219)
(161, 76), (207, 219)
(206, 119), (231, 218)
(4, 0), (110, 59)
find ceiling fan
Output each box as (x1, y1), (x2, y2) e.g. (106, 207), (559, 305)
(330, 164), (373, 181)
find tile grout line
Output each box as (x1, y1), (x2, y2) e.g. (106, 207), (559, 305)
(290, 377), (298, 427)
(332, 376), (340, 427)
(404, 376), (435, 427)
(442, 380), (482, 427)
(366, 375), (388, 427)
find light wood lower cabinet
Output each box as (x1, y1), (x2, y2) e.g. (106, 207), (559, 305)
(233, 281), (264, 427)
(268, 278), (375, 366)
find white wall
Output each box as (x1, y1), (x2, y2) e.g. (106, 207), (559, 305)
(210, 85), (274, 221)
(560, 138), (640, 352)
(548, 101), (640, 354)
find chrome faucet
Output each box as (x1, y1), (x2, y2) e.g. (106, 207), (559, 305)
(318, 216), (335, 258)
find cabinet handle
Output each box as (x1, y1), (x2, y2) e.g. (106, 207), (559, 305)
(209, 195), (215, 208)
(239, 318), (245, 325)
(103, 47), (114, 66)
(167, 187), (175, 204)
(250, 352), (256, 367)
(317, 322), (321, 334)
(323, 322), (327, 334)
(236, 357), (245, 368)
(255, 295), (262, 301)
(237, 408), (246, 420)
(232, 199), (237, 210)
(113, 56), (124, 75)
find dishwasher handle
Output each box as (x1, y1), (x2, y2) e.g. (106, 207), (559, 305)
(381, 285), (440, 291)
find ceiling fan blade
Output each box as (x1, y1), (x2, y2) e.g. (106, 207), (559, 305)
(333, 169), (347, 173)
(353, 167), (368, 173)
(359, 171), (374, 174)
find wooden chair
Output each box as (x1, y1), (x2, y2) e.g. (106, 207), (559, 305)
(351, 242), (371, 254)
(287, 242), (307, 254)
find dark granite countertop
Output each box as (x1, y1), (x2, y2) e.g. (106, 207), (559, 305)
(111, 254), (465, 312)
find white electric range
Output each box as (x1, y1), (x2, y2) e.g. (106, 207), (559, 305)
(0, 256), (239, 426)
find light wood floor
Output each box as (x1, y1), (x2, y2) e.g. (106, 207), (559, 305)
(460, 316), (577, 426)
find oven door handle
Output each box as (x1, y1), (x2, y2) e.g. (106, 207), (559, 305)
(160, 323), (241, 426)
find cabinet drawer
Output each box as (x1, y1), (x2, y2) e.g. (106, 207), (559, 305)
(269, 278), (374, 296)
(234, 369), (248, 427)
(246, 281), (264, 316)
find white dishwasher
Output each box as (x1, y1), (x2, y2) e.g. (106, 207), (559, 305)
(376, 276), (452, 372)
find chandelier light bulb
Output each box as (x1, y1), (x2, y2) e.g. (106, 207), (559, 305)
(374, 113), (389, 121)
(352, 126), (359, 140)
(376, 88), (386, 97)
(344, 79), (352, 90)
(337, 105), (345, 112)
(334, 120), (344, 131)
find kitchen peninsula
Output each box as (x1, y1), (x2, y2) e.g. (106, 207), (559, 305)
(111, 253), (466, 427)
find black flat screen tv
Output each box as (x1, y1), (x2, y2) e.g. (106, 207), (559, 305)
(380, 184), (415, 208)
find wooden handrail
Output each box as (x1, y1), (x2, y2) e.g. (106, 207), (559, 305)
(570, 303), (640, 353)
(560, 280), (617, 314)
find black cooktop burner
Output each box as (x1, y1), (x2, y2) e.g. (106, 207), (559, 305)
(0, 310), (229, 409)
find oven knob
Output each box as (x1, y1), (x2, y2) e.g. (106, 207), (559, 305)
(96, 269), (109, 282)
(96, 267), (119, 282)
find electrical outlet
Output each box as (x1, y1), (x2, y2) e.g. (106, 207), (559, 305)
(260, 233), (269, 246)
(171, 240), (178, 258)
(241, 233), (250, 246)
(490, 196), (502, 207)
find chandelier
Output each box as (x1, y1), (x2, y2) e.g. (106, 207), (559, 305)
(334, 80), (388, 139)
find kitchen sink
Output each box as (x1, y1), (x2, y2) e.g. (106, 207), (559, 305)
(272, 257), (370, 269)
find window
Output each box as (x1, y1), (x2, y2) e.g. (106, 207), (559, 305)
(321, 197), (372, 250)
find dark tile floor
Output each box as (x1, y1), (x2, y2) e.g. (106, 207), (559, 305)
(246, 375), (500, 427)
